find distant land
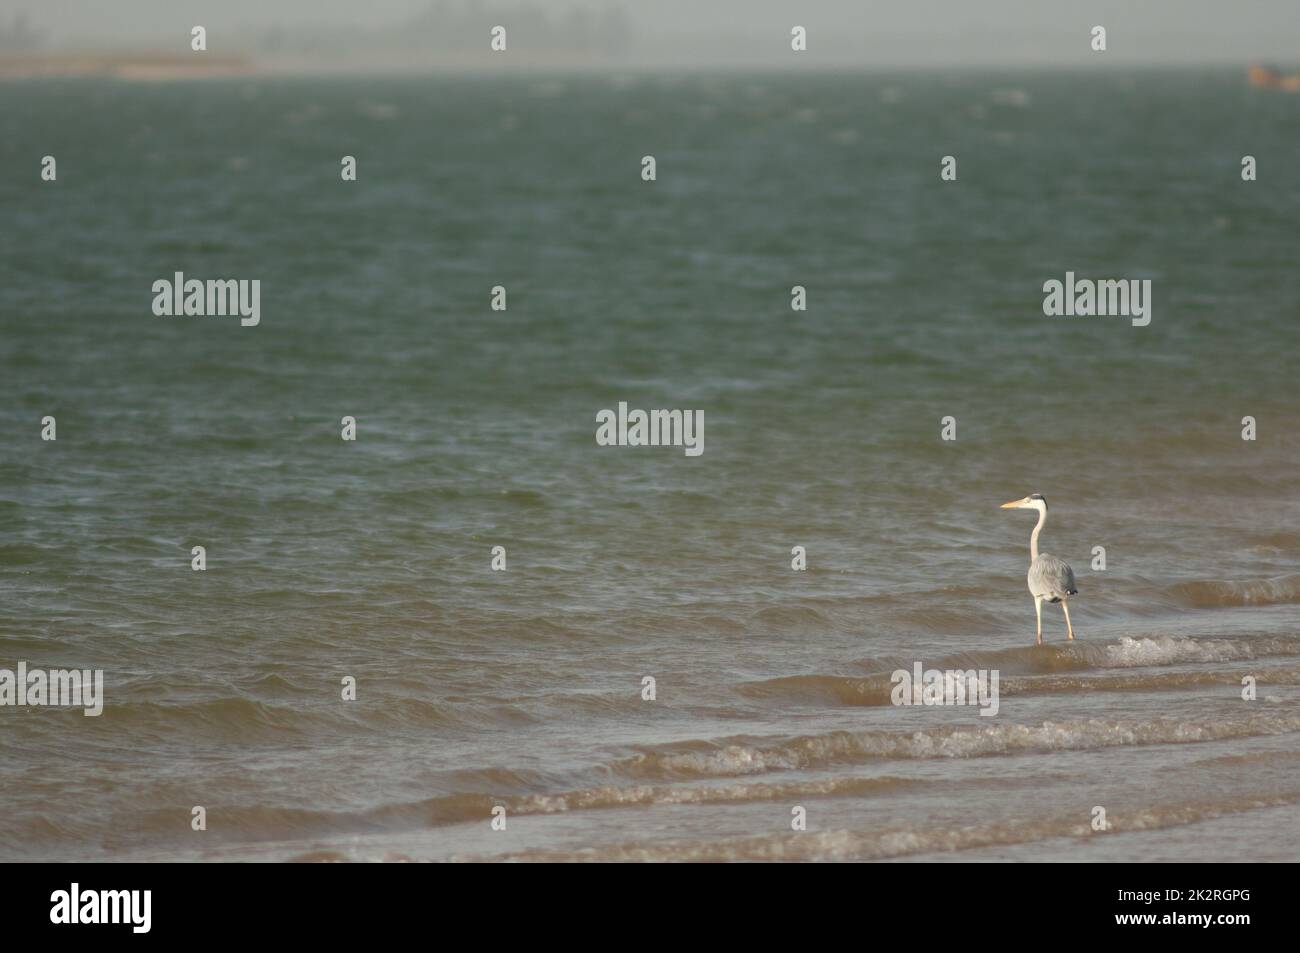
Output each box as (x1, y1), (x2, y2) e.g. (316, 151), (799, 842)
(1, 6), (1297, 78)
(0, 53), (253, 81)
(0, 3), (632, 79)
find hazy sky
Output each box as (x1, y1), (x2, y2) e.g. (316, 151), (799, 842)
(7, 0), (1300, 67)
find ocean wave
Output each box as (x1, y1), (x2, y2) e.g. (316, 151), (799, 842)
(53, 705), (1294, 851)
(849, 634), (1300, 680)
(469, 793), (1300, 863)
(70, 693), (499, 742)
(50, 775), (927, 849)
(503, 774), (920, 816)
(611, 710), (1300, 781)
(738, 664), (1300, 708)
(1167, 573), (1300, 608)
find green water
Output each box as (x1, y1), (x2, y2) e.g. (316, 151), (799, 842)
(0, 70), (1297, 862)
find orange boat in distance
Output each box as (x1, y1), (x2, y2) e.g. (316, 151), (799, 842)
(1248, 64), (1300, 91)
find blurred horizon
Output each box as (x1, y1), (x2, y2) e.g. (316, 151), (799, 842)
(3, 1), (1300, 74)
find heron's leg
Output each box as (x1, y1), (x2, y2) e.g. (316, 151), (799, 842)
(1062, 600), (1075, 640)
(1034, 596), (1043, 646)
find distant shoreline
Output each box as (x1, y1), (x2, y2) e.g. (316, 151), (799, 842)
(0, 52), (1281, 82)
(0, 52), (253, 81)
(0, 51), (642, 80)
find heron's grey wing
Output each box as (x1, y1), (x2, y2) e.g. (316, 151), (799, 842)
(1062, 560), (1077, 595)
(1029, 553), (1077, 598)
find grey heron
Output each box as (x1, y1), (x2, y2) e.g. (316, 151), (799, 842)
(1001, 494), (1078, 645)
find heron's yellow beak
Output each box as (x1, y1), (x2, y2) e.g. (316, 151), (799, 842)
(1000, 499), (1024, 509)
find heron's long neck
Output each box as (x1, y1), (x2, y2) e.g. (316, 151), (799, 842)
(1029, 506), (1046, 562)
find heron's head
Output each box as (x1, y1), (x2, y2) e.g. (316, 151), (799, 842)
(1001, 493), (1047, 512)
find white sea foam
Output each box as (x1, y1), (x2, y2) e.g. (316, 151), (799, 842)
(618, 711), (1300, 780)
